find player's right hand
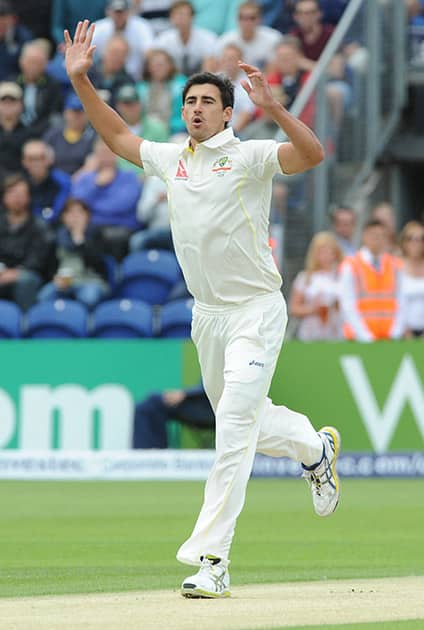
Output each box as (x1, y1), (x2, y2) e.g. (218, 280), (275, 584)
(64, 20), (96, 79)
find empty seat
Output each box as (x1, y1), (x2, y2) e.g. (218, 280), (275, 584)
(25, 300), (88, 338)
(91, 298), (153, 338)
(117, 250), (181, 305)
(0, 299), (22, 338)
(159, 298), (194, 338)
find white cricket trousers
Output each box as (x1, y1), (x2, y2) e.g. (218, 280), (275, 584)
(176, 290), (323, 566)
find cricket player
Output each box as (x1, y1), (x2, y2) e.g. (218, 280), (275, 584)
(65, 20), (341, 599)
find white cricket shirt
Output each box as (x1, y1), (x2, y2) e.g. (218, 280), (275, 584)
(140, 127), (283, 306)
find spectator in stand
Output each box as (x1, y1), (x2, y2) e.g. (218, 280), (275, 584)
(267, 37), (315, 128)
(114, 83), (169, 171)
(51, 0), (108, 47)
(290, 0), (352, 133)
(339, 220), (405, 342)
(22, 139), (71, 225)
(217, 1), (283, 70)
(130, 175), (173, 252)
(12, 0), (51, 40)
(71, 137), (142, 260)
(156, 1), (218, 76)
(191, 0), (243, 36)
(92, 0), (154, 81)
(330, 205), (357, 256)
(133, 382), (214, 449)
(399, 220), (424, 338)
(38, 198), (109, 309)
(0, 0), (33, 82)
(0, 174), (53, 310)
(137, 48), (187, 136)
(370, 201), (399, 255)
(15, 40), (63, 136)
(291, 0), (334, 62)
(289, 231), (343, 341)
(43, 93), (96, 176)
(217, 44), (255, 134)
(0, 82), (37, 179)
(92, 34), (135, 106)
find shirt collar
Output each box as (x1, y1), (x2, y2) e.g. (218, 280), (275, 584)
(182, 127), (238, 153)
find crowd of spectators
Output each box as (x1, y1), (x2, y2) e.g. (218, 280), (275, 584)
(289, 205), (424, 341)
(0, 0), (422, 341)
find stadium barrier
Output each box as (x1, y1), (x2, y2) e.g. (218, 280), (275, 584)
(0, 340), (422, 478)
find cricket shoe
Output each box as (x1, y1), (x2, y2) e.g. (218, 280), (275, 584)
(181, 555), (230, 598)
(302, 426), (341, 517)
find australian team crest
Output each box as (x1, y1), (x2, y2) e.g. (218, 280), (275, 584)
(212, 156), (233, 176)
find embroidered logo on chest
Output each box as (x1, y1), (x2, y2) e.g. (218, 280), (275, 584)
(212, 156), (233, 176)
(175, 159), (189, 180)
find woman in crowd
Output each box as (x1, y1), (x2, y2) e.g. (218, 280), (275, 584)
(136, 48), (187, 136)
(290, 231), (344, 340)
(399, 220), (424, 338)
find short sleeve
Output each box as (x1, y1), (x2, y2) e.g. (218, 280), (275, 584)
(140, 140), (179, 181)
(243, 139), (284, 180)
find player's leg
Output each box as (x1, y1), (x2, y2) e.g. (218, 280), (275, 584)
(178, 294), (285, 590)
(256, 386), (341, 516)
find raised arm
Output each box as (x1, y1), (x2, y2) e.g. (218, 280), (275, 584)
(239, 61), (324, 175)
(64, 20), (143, 168)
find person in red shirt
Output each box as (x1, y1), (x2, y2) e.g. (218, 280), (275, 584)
(291, 0), (334, 65)
(290, 0), (351, 142)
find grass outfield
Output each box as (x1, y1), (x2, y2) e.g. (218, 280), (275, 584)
(0, 479), (422, 598)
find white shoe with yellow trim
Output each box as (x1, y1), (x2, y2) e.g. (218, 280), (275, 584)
(181, 555), (230, 599)
(302, 426), (341, 517)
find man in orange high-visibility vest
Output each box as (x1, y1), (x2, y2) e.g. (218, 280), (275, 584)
(339, 219), (405, 341)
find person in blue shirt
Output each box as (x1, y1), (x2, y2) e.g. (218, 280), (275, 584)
(71, 136), (142, 259)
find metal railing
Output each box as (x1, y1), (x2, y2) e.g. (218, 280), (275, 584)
(277, 0), (407, 283)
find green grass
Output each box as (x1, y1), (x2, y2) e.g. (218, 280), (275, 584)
(267, 622), (424, 630)
(0, 479), (423, 598)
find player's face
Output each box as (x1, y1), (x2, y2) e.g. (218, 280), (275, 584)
(182, 84), (232, 144)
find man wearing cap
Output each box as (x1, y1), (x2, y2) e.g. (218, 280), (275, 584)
(0, 0), (33, 82)
(115, 84), (168, 170)
(0, 81), (37, 178)
(92, 0), (154, 80)
(43, 93), (96, 175)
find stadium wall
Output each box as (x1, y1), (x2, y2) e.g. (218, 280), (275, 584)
(0, 340), (422, 478)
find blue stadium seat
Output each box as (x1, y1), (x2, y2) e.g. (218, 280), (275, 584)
(117, 250), (181, 305)
(0, 300), (22, 338)
(159, 298), (194, 338)
(25, 300), (88, 338)
(91, 299), (153, 338)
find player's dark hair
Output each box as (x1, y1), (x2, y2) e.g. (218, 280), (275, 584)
(182, 72), (235, 110)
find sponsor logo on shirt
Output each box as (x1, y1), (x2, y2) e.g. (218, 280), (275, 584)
(175, 159), (189, 180)
(212, 156), (233, 176)
(249, 359), (265, 368)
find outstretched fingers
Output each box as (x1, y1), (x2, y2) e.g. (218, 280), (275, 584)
(63, 29), (72, 47)
(240, 79), (252, 95)
(238, 61), (261, 75)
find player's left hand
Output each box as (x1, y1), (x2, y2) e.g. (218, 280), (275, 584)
(239, 61), (278, 110)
